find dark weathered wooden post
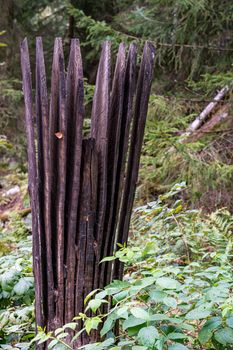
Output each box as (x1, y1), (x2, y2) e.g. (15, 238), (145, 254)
(21, 37), (155, 348)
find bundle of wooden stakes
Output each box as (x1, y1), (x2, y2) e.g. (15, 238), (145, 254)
(20, 37), (155, 347)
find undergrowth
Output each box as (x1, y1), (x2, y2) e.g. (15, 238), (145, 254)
(34, 183), (233, 350)
(138, 83), (233, 209)
(0, 161), (34, 348)
(0, 219), (34, 347)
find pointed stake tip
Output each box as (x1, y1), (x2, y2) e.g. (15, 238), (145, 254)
(54, 37), (63, 46)
(128, 43), (137, 57)
(21, 37), (28, 49)
(102, 40), (111, 50)
(129, 42), (137, 50)
(71, 37), (80, 44)
(116, 43), (126, 60)
(145, 41), (156, 54)
(119, 42), (126, 49)
(69, 38), (81, 55)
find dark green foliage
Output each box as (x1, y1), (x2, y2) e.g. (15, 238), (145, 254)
(35, 183), (233, 349)
(1, 182), (233, 349)
(114, 0), (233, 78)
(138, 90), (233, 208)
(0, 217), (35, 347)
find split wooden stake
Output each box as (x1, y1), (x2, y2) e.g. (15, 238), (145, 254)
(21, 38), (155, 348)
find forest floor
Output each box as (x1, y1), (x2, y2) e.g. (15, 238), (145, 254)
(0, 161), (233, 349)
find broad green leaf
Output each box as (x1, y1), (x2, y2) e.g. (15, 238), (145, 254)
(185, 308), (211, 320)
(123, 316), (146, 331)
(85, 316), (102, 335)
(100, 256), (116, 263)
(138, 326), (159, 347)
(38, 333), (53, 344)
(167, 333), (187, 340)
(100, 316), (115, 337)
(105, 280), (130, 295)
(86, 298), (108, 312)
(128, 324), (147, 336)
(167, 318), (183, 324)
(132, 347), (148, 350)
(163, 297), (177, 308)
(106, 280), (131, 289)
(177, 323), (195, 331)
(156, 277), (181, 290)
(54, 327), (64, 336)
(135, 277), (156, 288)
(206, 286), (228, 302)
(226, 316), (233, 328)
(95, 290), (107, 299)
(168, 345), (189, 350)
(85, 319), (93, 335)
(149, 290), (166, 302)
(1, 270), (18, 292)
(56, 332), (68, 339)
(13, 277), (32, 295)
(198, 317), (221, 344)
(90, 317), (102, 330)
(116, 306), (128, 318)
(63, 322), (77, 331)
(149, 314), (170, 321)
(156, 336), (166, 350)
(48, 339), (58, 349)
(131, 277), (156, 293)
(214, 327), (233, 345)
(84, 289), (100, 304)
(131, 307), (150, 320)
(113, 290), (128, 302)
(87, 299), (102, 312)
(118, 340), (134, 346)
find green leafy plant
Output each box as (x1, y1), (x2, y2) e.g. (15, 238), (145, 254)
(34, 183), (233, 350)
(0, 184), (34, 347)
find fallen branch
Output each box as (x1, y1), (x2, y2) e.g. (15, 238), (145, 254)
(184, 104), (231, 143)
(186, 86), (229, 135)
